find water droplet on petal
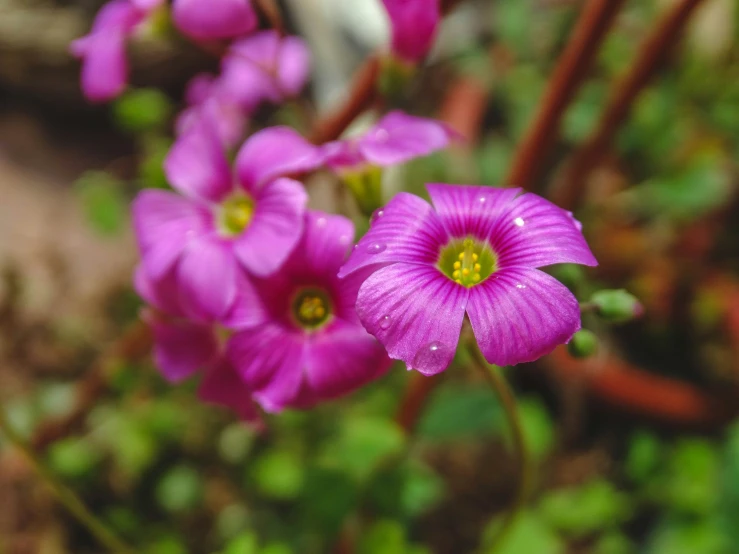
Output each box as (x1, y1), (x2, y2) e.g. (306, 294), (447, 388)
(514, 217), (525, 227)
(370, 209), (385, 224)
(379, 315), (392, 329)
(412, 341), (451, 370)
(365, 242), (386, 255)
(515, 283), (527, 289)
(316, 217), (327, 228)
(478, 195), (487, 204)
(374, 129), (389, 142)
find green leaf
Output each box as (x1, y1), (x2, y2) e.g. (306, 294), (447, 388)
(625, 431), (662, 483)
(223, 531), (260, 554)
(156, 465), (204, 513)
(250, 448), (305, 500)
(594, 532), (636, 554)
(298, 468), (357, 535)
(358, 520), (429, 554)
(417, 383), (503, 441)
(481, 511), (564, 554)
(75, 171), (127, 235)
(113, 88), (172, 133)
(319, 417), (405, 481)
(661, 440), (719, 515)
(538, 480), (632, 537)
(646, 518), (728, 554)
(517, 397), (555, 461)
(47, 438), (101, 478)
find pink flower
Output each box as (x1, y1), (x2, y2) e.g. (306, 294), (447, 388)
(172, 0), (257, 41)
(135, 265), (263, 424)
(219, 31), (311, 109)
(322, 111), (455, 173)
(381, 0), (441, 63)
(227, 211), (391, 413)
(339, 184), (598, 375)
(70, 0), (164, 102)
(176, 32), (311, 148)
(132, 125), (323, 322)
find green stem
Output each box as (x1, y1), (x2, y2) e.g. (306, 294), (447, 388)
(468, 343), (533, 552)
(0, 407), (134, 554)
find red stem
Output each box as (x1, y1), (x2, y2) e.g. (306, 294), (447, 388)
(505, 0), (627, 189)
(553, 0), (709, 209)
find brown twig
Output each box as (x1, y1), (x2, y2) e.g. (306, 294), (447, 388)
(552, 0), (709, 209)
(505, 0), (627, 190)
(308, 56), (382, 144)
(395, 372), (442, 433)
(31, 321), (152, 451)
(253, 0), (285, 36)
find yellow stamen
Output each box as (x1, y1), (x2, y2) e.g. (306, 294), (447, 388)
(453, 261), (461, 270)
(474, 263), (481, 272)
(462, 268), (470, 276)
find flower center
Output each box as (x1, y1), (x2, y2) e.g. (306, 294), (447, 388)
(291, 288), (332, 329)
(218, 194), (254, 236)
(437, 237), (497, 287)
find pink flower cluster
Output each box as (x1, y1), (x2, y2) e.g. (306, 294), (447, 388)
(73, 0), (597, 424)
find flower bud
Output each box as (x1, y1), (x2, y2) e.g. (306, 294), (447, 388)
(590, 289), (644, 323)
(568, 329), (598, 359)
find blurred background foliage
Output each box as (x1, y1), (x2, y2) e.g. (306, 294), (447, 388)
(1, 0), (739, 552)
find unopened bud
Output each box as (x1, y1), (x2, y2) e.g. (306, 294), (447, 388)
(568, 329), (598, 358)
(590, 289), (644, 323)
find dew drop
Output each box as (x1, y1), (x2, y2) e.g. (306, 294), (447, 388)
(478, 195), (487, 204)
(365, 242), (387, 255)
(370, 209), (385, 224)
(374, 129), (390, 142)
(379, 315), (392, 329)
(412, 341), (451, 370)
(514, 217), (525, 227)
(316, 217), (327, 228)
(515, 284), (527, 289)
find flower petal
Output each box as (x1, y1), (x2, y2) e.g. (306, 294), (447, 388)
(489, 193), (599, 269)
(276, 36), (311, 97)
(338, 192), (447, 279)
(134, 265), (183, 317)
(235, 127), (322, 190)
(198, 359), (264, 426)
(220, 272), (270, 330)
(382, 0), (440, 62)
(132, 190), (209, 279)
(227, 325), (306, 413)
(358, 111), (454, 167)
(466, 267), (581, 367)
(172, 0), (257, 40)
(177, 235), (238, 321)
(164, 113), (233, 202)
(233, 177), (307, 277)
(288, 211), (354, 275)
(426, 183), (521, 239)
(355, 263), (468, 375)
(143, 310), (218, 383)
(74, 31), (129, 102)
(303, 319), (390, 402)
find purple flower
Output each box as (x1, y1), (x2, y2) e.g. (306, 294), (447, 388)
(70, 0), (164, 102)
(175, 33), (310, 149)
(172, 0), (257, 41)
(132, 125), (322, 322)
(227, 211), (391, 413)
(339, 184), (598, 375)
(136, 265), (263, 424)
(322, 111), (455, 173)
(381, 0), (441, 63)
(219, 31), (311, 109)
(176, 74), (249, 148)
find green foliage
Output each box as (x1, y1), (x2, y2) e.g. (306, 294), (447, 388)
(481, 511), (564, 554)
(156, 465), (204, 513)
(250, 448), (305, 500)
(113, 88), (173, 134)
(75, 171), (128, 235)
(417, 383), (503, 441)
(358, 520), (429, 554)
(517, 397), (556, 461)
(538, 480), (632, 538)
(625, 431), (663, 484)
(48, 437), (101, 478)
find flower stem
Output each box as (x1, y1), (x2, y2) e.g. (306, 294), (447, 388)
(468, 344), (532, 551)
(0, 406), (134, 554)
